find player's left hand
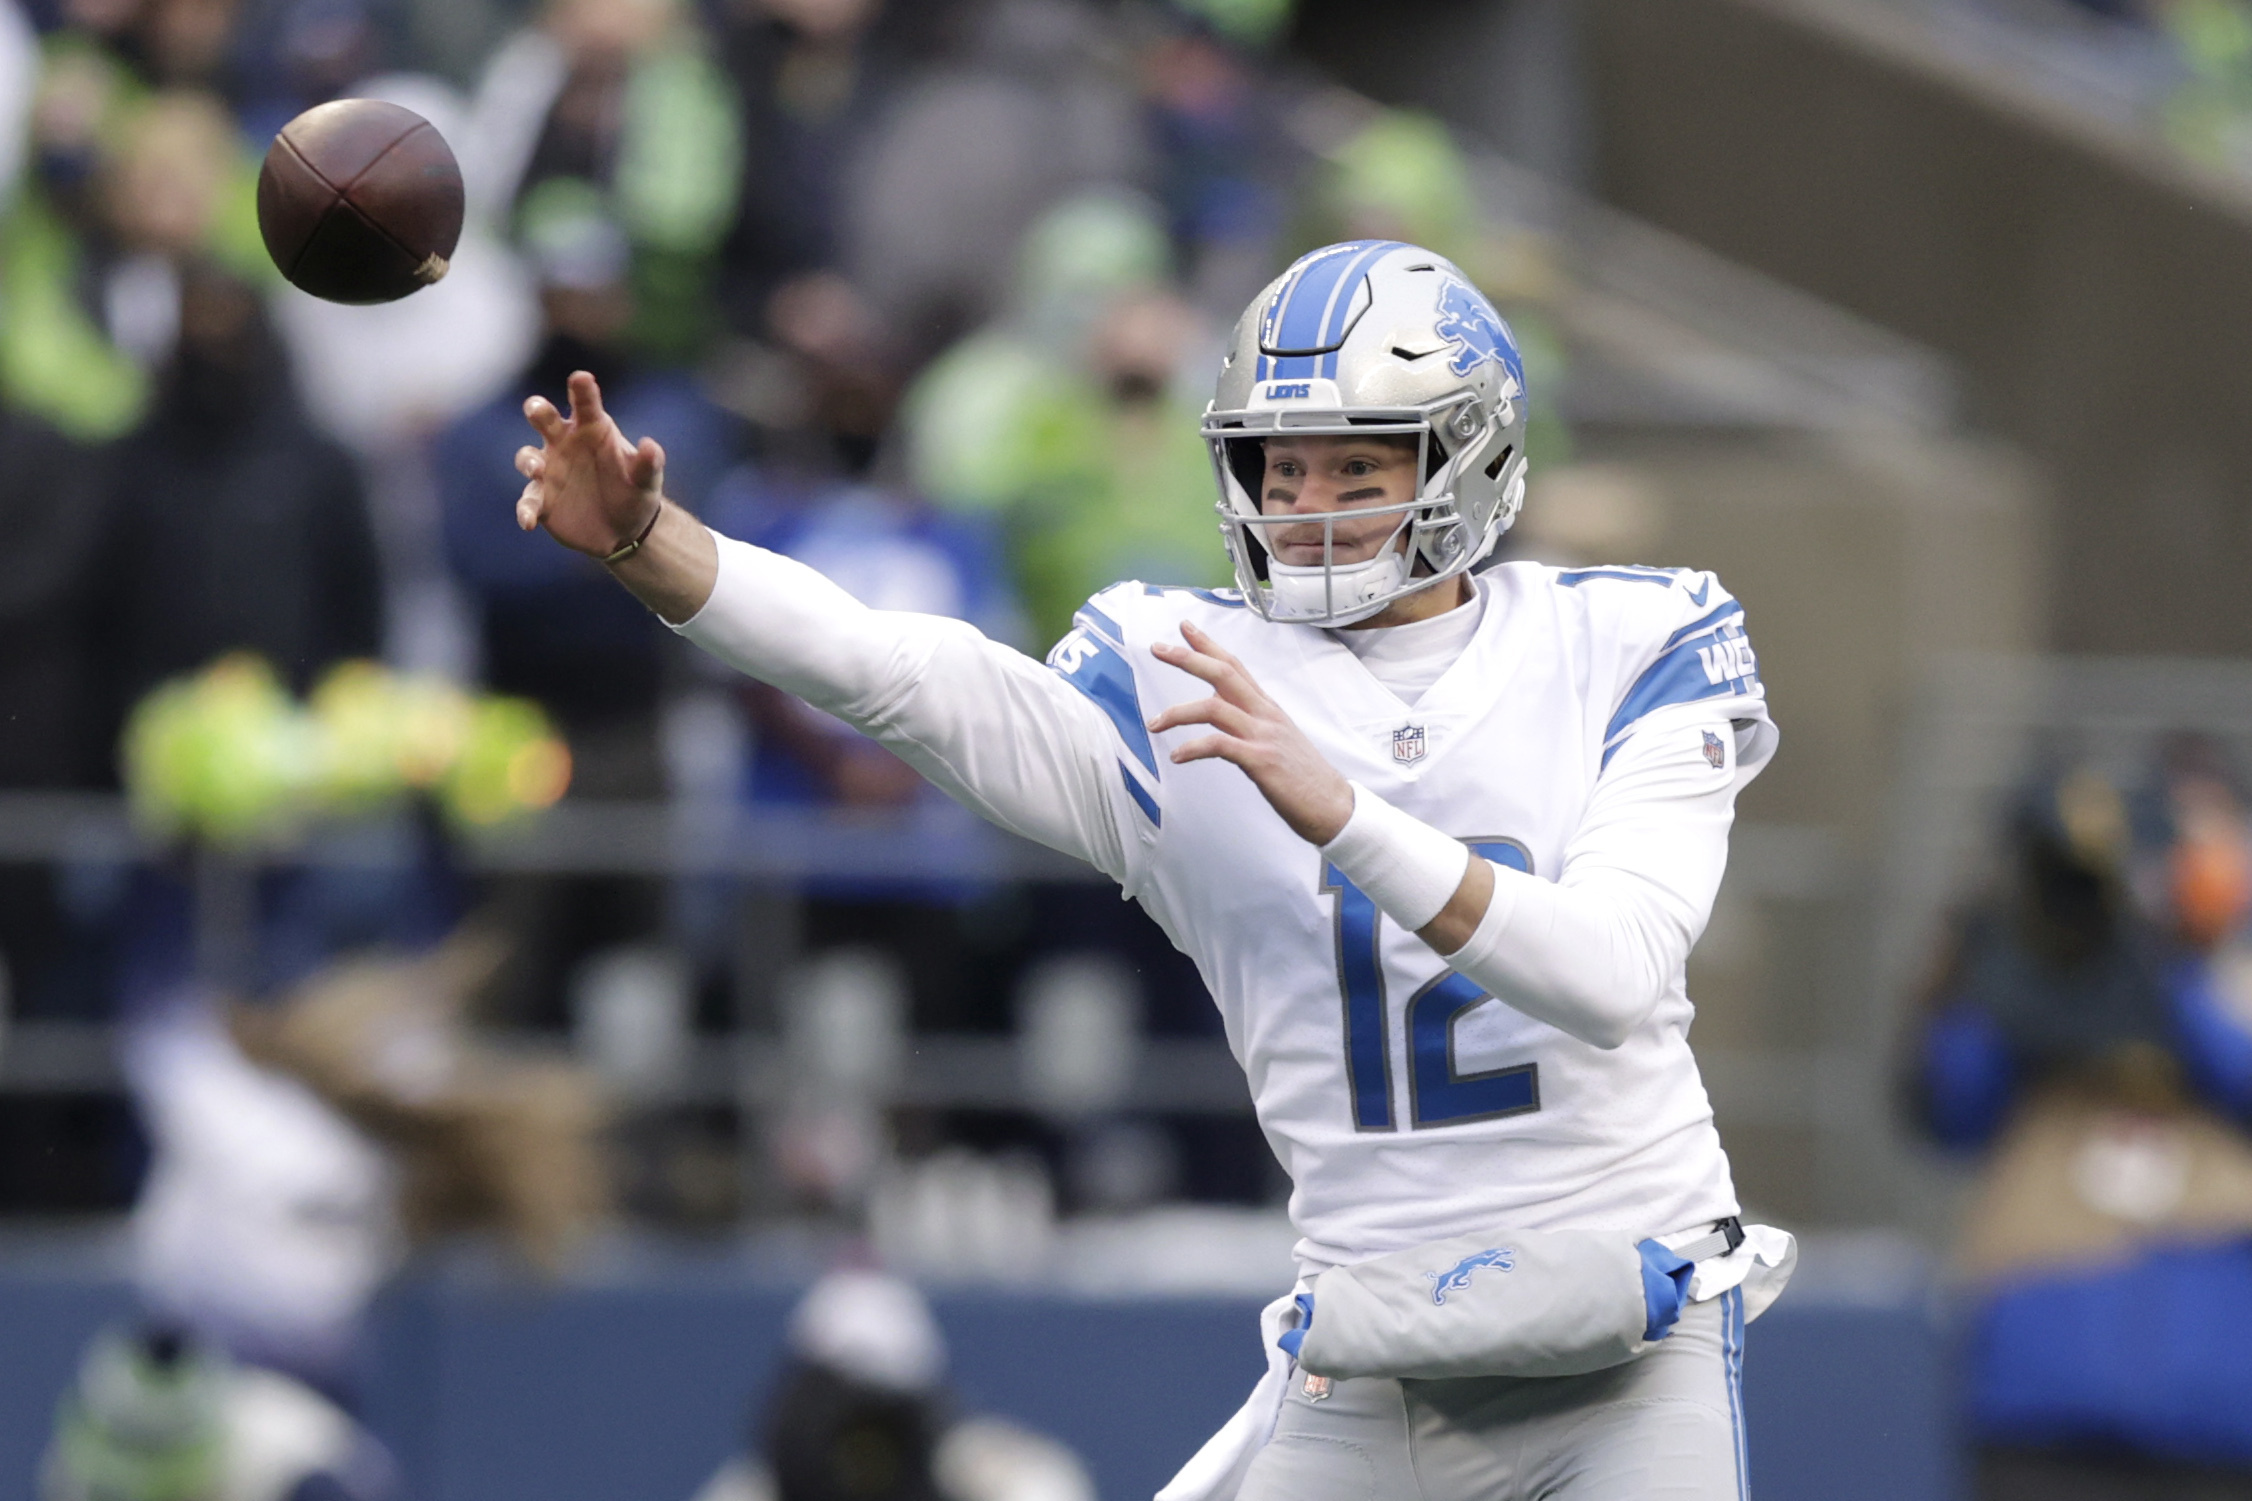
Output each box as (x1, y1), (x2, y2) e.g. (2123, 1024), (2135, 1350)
(1148, 621), (1356, 846)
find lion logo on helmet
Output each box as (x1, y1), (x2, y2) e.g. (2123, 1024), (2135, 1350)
(1434, 279), (1525, 390)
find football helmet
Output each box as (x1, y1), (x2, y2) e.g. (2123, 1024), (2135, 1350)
(1203, 241), (1529, 626)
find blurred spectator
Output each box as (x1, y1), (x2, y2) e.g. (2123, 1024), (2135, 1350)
(2156, 0), (2252, 169)
(699, 470), (1022, 1047)
(41, 1324), (399, 1501)
(839, 0), (1146, 370)
(1908, 740), (2252, 1496)
(709, 0), (929, 336)
(0, 406), (113, 1037)
(125, 991), (404, 1387)
(706, 0), (1146, 475)
(689, 1269), (1094, 1501)
(230, 930), (613, 1275)
(466, 0), (742, 361)
(87, 259), (382, 745)
(1133, 2), (1299, 317)
(0, 71), (265, 440)
(49, 0), (401, 141)
(0, 407), (111, 790)
(708, 475), (1020, 813)
(2, 0), (33, 204)
(902, 189), (1225, 649)
(437, 188), (735, 791)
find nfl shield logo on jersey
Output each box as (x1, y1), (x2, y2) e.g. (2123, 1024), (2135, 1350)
(1392, 725), (1427, 766)
(1702, 730), (1726, 769)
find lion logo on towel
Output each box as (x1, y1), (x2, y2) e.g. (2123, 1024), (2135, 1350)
(1424, 1247), (1516, 1306)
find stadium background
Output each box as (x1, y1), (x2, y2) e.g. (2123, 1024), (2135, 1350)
(1, 0), (2246, 1495)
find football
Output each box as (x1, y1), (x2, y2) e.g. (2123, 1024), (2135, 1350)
(256, 98), (464, 305)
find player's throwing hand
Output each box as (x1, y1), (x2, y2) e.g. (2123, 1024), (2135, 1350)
(1148, 621), (1357, 846)
(514, 370), (667, 560)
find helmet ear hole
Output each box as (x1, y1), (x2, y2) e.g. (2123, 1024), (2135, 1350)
(1484, 444), (1514, 483)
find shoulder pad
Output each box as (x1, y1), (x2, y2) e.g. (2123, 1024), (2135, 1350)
(1069, 581), (1250, 648)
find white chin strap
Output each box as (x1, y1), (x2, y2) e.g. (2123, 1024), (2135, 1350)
(1266, 548), (1413, 623)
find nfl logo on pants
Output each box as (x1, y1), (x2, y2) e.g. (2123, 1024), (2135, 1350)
(1392, 725), (1427, 765)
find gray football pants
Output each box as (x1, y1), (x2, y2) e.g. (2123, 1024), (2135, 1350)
(1237, 1290), (1747, 1501)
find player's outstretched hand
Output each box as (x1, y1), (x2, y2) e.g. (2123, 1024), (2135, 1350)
(1149, 621), (1356, 846)
(514, 369), (719, 624)
(515, 370), (666, 558)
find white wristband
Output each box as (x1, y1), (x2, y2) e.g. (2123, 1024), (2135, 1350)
(1319, 783), (1473, 933)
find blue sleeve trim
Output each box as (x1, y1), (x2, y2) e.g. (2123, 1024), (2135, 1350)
(1558, 566), (1680, 588)
(1276, 1291), (1315, 1358)
(1602, 618), (1762, 756)
(1120, 762), (1161, 827)
(1047, 623), (1159, 777)
(1635, 1239), (1695, 1342)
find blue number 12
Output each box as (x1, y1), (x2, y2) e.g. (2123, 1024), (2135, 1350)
(1324, 840), (1541, 1131)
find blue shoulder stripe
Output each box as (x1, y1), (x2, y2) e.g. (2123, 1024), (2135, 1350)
(1661, 598), (1743, 652)
(1047, 622), (1159, 777)
(1602, 616), (1761, 765)
(1079, 599), (1126, 644)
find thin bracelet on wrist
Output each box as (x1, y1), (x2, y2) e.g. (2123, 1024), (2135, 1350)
(601, 502), (663, 565)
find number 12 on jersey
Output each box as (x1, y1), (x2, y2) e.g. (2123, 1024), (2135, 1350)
(1324, 840), (1541, 1132)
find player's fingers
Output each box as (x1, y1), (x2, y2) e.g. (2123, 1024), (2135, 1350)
(629, 435), (666, 492)
(1169, 733), (1247, 767)
(567, 369), (609, 429)
(523, 395), (566, 443)
(1146, 694), (1215, 734)
(1150, 639), (1235, 690)
(1177, 620), (1243, 667)
(1148, 696), (1256, 739)
(516, 481), (545, 531)
(1173, 624), (1269, 707)
(514, 446), (544, 479)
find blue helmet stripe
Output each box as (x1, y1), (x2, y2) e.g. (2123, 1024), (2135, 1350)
(1317, 242), (1392, 345)
(1263, 240), (1404, 356)
(1315, 245), (1385, 379)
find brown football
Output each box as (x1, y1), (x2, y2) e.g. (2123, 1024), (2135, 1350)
(257, 99), (464, 305)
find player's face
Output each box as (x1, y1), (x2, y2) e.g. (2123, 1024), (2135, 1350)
(1259, 436), (1420, 567)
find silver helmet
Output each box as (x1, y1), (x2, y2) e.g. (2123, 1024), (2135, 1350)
(1202, 241), (1529, 626)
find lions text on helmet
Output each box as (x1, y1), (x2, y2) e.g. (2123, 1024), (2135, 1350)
(1204, 241), (1529, 626)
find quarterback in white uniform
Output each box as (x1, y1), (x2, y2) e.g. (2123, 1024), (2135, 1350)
(511, 241), (1789, 1500)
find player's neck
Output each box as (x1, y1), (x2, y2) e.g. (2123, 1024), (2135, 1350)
(1342, 574), (1474, 631)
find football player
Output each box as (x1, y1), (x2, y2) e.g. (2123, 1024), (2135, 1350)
(513, 240), (1789, 1501)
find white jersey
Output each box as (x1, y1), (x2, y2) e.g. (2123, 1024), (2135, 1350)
(1045, 566), (1774, 1266)
(674, 537), (1775, 1273)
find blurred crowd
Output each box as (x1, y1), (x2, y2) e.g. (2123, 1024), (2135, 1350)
(0, 0), (1580, 1461)
(1894, 0), (2252, 176)
(1907, 735), (2252, 1495)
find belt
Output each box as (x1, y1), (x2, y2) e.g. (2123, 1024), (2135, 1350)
(1668, 1216), (1745, 1263)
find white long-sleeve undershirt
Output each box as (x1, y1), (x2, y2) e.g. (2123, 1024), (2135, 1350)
(673, 531), (1742, 1048)
(1451, 704), (1739, 1049)
(675, 532), (1131, 882)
